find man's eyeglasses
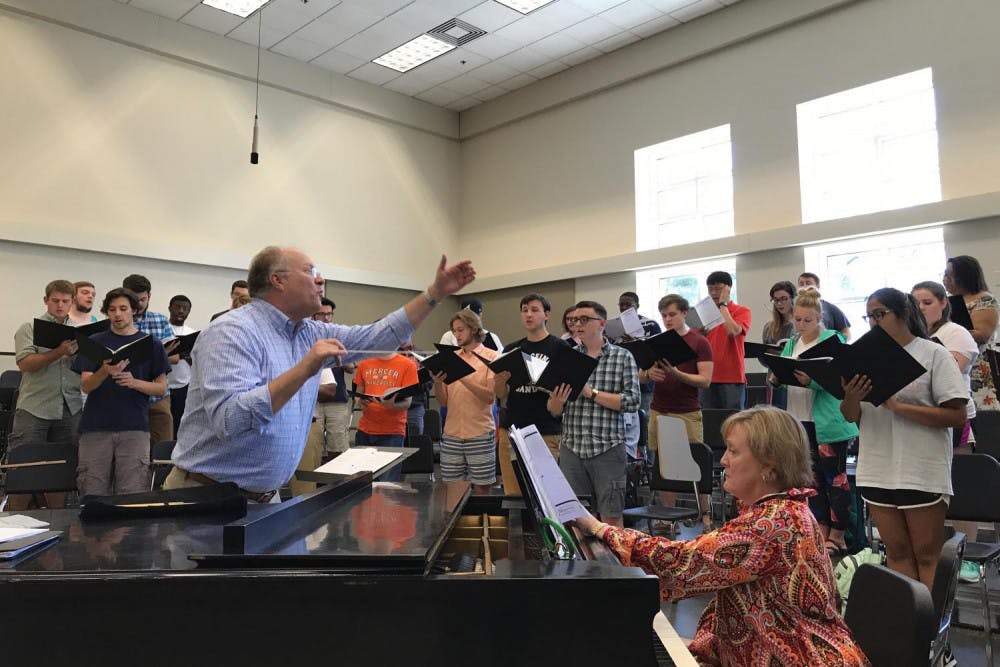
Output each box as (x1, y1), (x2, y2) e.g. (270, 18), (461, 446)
(277, 266), (321, 280)
(771, 296), (791, 304)
(567, 316), (603, 325)
(313, 311), (334, 320)
(862, 309), (890, 322)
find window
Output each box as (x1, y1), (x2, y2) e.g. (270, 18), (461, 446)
(635, 125), (734, 251)
(636, 257), (737, 318)
(797, 68), (942, 223)
(802, 227), (945, 329)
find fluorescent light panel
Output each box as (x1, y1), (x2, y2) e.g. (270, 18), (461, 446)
(373, 34), (455, 73)
(492, 0), (558, 14)
(201, 0), (270, 19)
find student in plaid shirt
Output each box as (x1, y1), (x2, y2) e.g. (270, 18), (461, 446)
(547, 300), (639, 528)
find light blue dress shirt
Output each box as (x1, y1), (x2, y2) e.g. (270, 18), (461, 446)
(172, 298), (413, 492)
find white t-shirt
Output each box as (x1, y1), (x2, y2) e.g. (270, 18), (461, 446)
(786, 335), (821, 423)
(933, 321), (978, 419)
(856, 336), (969, 495)
(168, 323), (195, 390)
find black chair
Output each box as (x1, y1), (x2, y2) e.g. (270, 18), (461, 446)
(844, 563), (936, 667)
(0, 369), (22, 389)
(1, 442), (78, 509)
(623, 416), (713, 534)
(150, 440), (176, 490)
(930, 529), (966, 666)
(946, 453), (1000, 663)
(702, 408), (737, 521)
(972, 411), (1000, 460)
(402, 434), (435, 478)
(423, 409), (442, 462)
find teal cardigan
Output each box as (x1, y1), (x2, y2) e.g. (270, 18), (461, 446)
(780, 330), (859, 444)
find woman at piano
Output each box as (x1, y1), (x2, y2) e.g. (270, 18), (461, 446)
(575, 405), (869, 667)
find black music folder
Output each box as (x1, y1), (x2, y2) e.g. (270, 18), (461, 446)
(479, 347), (535, 389)
(419, 346), (475, 384)
(760, 354), (841, 388)
(808, 326), (927, 406)
(32, 318), (109, 348)
(619, 330), (697, 370)
(949, 295), (974, 330)
(76, 333), (154, 366)
(744, 340), (784, 360)
(534, 346), (599, 401)
(350, 381), (426, 402)
(797, 334), (848, 361)
(171, 330), (200, 356)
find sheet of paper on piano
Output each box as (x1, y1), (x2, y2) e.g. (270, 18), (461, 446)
(0, 527), (48, 544)
(509, 425), (587, 523)
(313, 448), (404, 476)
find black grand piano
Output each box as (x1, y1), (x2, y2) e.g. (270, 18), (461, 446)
(1, 435), (691, 666)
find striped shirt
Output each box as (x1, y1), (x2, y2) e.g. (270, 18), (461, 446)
(561, 341), (640, 459)
(171, 298), (413, 492)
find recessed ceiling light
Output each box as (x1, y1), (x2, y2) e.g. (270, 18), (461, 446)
(373, 34), (456, 73)
(493, 0), (557, 14)
(201, 0), (270, 19)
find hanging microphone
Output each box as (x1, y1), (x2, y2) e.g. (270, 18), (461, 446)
(250, 114), (259, 164)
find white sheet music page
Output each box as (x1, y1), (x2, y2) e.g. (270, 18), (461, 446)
(687, 296), (723, 331)
(313, 448), (403, 475)
(619, 307), (645, 338)
(524, 353), (548, 384)
(509, 426), (587, 523)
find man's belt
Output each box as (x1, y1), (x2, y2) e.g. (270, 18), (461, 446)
(178, 468), (277, 504)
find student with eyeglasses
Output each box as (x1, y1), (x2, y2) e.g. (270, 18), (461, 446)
(840, 287), (967, 591)
(762, 281), (796, 409)
(547, 301), (640, 529)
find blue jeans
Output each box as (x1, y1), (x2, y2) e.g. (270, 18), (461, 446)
(354, 430), (405, 481)
(699, 383), (746, 410)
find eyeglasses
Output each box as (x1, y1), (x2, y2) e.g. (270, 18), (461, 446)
(277, 266), (321, 280)
(771, 296), (791, 304)
(567, 316), (603, 325)
(313, 311), (334, 320)
(861, 309), (891, 322)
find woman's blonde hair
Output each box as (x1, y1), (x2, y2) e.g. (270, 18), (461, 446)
(450, 310), (485, 342)
(721, 406), (814, 489)
(794, 287), (824, 322)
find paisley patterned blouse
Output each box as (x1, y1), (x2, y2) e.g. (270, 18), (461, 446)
(601, 488), (869, 666)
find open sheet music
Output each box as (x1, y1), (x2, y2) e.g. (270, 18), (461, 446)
(509, 425), (586, 523)
(313, 447), (404, 476)
(604, 307), (645, 341)
(685, 296), (723, 331)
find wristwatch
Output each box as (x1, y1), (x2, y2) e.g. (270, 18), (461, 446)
(590, 389), (600, 401)
(718, 301), (730, 308)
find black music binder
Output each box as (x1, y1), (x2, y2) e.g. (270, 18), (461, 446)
(32, 318), (109, 348)
(534, 346), (599, 401)
(620, 330), (697, 370)
(76, 333), (154, 366)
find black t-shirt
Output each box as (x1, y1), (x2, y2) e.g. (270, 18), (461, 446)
(500, 334), (569, 435)
(72, 330), (170, 433)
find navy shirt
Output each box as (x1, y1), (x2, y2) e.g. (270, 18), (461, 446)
(72, 330), (170, 433)
(500, 334), (569, 435)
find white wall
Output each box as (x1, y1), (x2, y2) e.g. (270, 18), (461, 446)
(0, 2), (462, 290)
(458, 0), (1000, 283)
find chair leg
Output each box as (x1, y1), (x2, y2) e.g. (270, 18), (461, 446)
(980, 563), (993, 665)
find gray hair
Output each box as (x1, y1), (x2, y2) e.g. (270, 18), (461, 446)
(247, 246), (287, 297)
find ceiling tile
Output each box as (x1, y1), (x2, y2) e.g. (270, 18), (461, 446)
(390, 1), (461, 32)
(228, 15), (288, 48)
(180, 4), (245, 34)
(467, 60), (520, 85)
(415, 85), (465, 106)
(448, 96), (481, 111)
(494, 1), (590, 44)
(337, 0), (413, 13)
(310, 48), (367, 73)
(439, 73), (491, 96)
(457, 1), (522, 32)
(669, 0), (725, 21)
(336, 17), (425, 61)
(530, 31), (586, 59)
(630, 12), (680, 37)
(347, 62), (402, 85)
(128, 0), (200, 21)
(592, 30), (640, 52)
(496, 72), (537, 91)
(566, 0), (629, 12)
(473, 85), (507, 100)
(493, 45), (550, 72)
(642, 0), (699, 11)
(292, 4), (384, 47)
(406, 47), (489, 80)
(559, 14), (621, 43)
(271, 34), (331, 60)
(527, 59), (570, 79)
(560, 45), (602, 66)
(381, 70), (441, 95)
(599, 0), (663, 29)
(460, 33), (521, 59)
